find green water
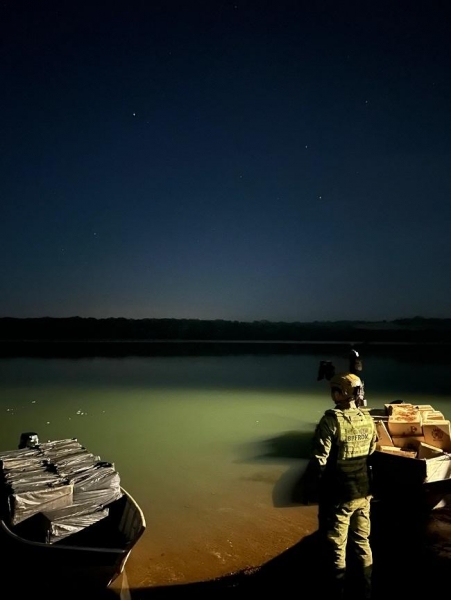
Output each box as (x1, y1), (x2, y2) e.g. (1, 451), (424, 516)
(1, 349), (450, 586)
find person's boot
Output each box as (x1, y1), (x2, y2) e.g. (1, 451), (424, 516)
(362, 565), (373, 600)
(329, 568), (346, 600)
(351, 565), (372, 600)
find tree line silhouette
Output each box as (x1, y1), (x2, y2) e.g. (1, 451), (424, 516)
(1, 316), (451, 343)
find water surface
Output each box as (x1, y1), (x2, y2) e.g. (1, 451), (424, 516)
(1, 348), (450, 588)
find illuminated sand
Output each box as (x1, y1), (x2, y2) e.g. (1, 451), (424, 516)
(120, 463), (318, 589)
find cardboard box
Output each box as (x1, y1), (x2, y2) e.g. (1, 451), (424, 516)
(423, 411), (445, 422)
(387, 405), (423, 437)
(392, 436), (424, 450)
(417, 442), (446, 459)
(387, 419), (423, 437)
(389, 404), (421, 420)
(385, 403), (413, 416)
(375, 419), (394, 447)
(422, 420), (451, 452)
(378, 446), (417, 458)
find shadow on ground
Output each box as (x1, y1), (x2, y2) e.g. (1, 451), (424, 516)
(5, 441), (451, 600)
(125, 500), (451, 600)
(233, 430), (315, 507)
(4, 499), (451, 600)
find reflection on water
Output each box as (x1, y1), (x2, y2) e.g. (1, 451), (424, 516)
(0, 350), (450, 589)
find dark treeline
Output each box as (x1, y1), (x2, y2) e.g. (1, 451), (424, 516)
(1, 316), (451, 343)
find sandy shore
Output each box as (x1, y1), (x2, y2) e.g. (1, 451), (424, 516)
(111, 497), (451, 600)
(5, 498), (451, 599)
(93, 499), (451, 599)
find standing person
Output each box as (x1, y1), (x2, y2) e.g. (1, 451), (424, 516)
(303, 372), (377, 599)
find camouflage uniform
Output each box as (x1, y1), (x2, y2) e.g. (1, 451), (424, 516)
(310, 406), (377, 598)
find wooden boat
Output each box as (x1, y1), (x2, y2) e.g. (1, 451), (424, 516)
(0, 433), (146, 594)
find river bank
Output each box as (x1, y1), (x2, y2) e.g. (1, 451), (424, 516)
(120, 497), (451, 599)
(17, 497), (448, 600)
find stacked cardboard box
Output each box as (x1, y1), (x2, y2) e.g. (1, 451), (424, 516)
(385, 403), (423, 437)
(376, 403), (451, 453)
(371, 403), (451, 486)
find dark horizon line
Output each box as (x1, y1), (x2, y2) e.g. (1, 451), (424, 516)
(2, 315), (451, 324)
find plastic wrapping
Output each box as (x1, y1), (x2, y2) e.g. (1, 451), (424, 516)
(9, 474), (66, 493)
(3, 465), (52, 481)
(10, 482), (74, 525)
(42, 508), (109, 543)
(37, 486), (123, 543)
(1, 436), (122, 542)
(56, 456), (102, 479)
(0, 438), (123, 543)
(44, 488), (122, 520)
(52, 448), (91, 463)
(53, 451), (99, 470)
(37, 439), (81, 453)
(0, 447), (41, 460)
(5, 471), (61, 489)
(41, 446), (87, 463)
(71, 465), (121, 493)
(0, 456), (47, 471)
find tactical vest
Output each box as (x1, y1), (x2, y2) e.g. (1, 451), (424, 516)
(323, 408), (375, 501)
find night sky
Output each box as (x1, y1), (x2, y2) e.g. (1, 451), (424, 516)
(2, 1), (451, 322)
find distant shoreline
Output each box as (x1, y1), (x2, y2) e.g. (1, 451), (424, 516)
(2, 338), (451, 358)
(2, 315), (451, 358)
(2, 316), (451, 347)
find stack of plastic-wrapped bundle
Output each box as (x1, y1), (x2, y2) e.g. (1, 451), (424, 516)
(0, 444), (73, 526)
(0, 437), (123, 543)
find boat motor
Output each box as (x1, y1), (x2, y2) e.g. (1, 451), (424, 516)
(18, 431), (39, 449)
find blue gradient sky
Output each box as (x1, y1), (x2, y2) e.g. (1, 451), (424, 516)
(1, 1), (451, 321)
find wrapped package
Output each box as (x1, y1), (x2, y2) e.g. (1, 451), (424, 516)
(41, 508), (109, 543)
(0, 455), (47, 472)
(9, 482), (74, 525)
(5, 470), (60, 488)
(71, 465), (121, 494)
(34, 488), (122, 543)
(9, 473), (65, 493)
(38, 439), (82, 453)
(4, 465), (52, 481)
(53, 451), (98, 470)
(1, 436), (122, 543)
(41, 446), (87, 463)
(55, 455), (102, 478)
(44, 488), (123, 520)
(0, 447), (41, 460)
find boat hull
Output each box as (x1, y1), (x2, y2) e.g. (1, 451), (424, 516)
(0, 487), (145, 593)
